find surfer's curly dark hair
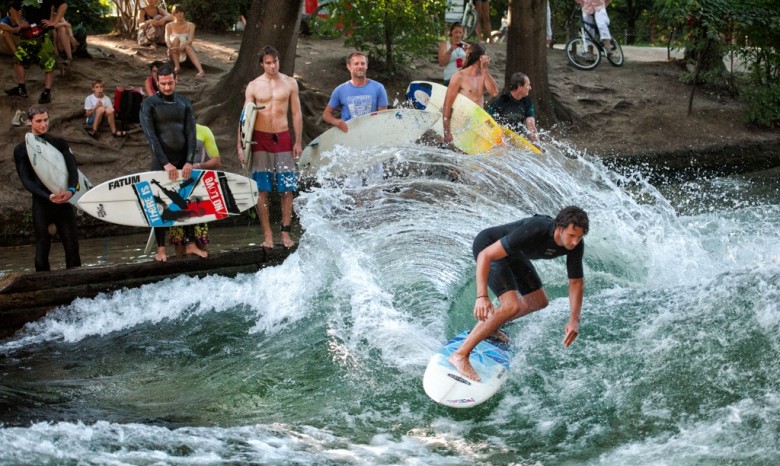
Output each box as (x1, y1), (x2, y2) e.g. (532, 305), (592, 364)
(555, 206), (589, 234)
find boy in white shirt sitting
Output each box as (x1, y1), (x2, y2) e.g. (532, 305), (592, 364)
(84, 79), (126, 138)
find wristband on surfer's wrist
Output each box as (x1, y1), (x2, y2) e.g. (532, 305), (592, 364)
(67, 187), (76, 194)
(477, 295), (488, 299)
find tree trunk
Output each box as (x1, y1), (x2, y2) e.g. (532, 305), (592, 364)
(195, 0), (303, 126)
(506, 0), (556, 126)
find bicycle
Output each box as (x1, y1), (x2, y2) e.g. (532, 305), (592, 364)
(490, 11), (508, 43)
(460, 0), (477, 41)
(307, 0), (343, 40)
(565, 14), (624, 70)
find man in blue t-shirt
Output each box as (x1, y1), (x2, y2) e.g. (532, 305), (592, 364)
(487, 71), (541, 146)
(449, 206), (589, 382)
(322, 52), (388, 133)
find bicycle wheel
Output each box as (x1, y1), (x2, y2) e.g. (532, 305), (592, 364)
(606, 39), (624, 66)
(565, 37), (601, 70)
(309, 4), (341, 40)
(462, 10), (477, 40)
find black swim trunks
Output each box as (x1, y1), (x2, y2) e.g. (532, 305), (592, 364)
(472, 215), (585, 297)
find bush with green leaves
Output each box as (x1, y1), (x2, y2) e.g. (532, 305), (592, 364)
(741, 84), (780, 128)
(327, 0), (447, 75)
(176, 0), (252, 33)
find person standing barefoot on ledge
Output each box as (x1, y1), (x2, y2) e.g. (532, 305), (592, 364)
(237, 45), (302, 250)
(449, 206), (589, 381)
(139, 63), (207, 262)
(13, 105), (82, 271)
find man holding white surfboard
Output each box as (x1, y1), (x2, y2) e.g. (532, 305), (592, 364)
(12, 105), (81, 271)
(322, 51), (388, 132)
(322, 51), (388, 185)
(140, 63), (207, 262)
(442, 42), (499, 144)
(238, 45), (302, 250)
(449, 206), (589, 382)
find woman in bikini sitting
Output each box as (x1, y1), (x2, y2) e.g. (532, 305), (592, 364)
(164, 4), (205, 78)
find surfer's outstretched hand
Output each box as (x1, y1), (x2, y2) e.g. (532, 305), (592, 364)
(563, 319), (579, 347)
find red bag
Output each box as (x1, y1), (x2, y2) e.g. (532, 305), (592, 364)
(19, 25), (45, 40)
(113, 86), (144, 129)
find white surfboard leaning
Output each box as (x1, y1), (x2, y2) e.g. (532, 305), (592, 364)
(77, 170), (258, 228)
(298, 108), (441, 176)
(406, 81), (541, 155)
(423, 331), (513, 408)
(238, 103), (265, 170)
(25, 133), (93, 205)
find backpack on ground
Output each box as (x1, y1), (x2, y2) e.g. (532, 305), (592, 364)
(114, 86), (144, 130)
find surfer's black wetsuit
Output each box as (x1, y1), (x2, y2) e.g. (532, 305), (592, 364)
(140, 92), (197, 247)
(13, 134), (81, 271)
(140, 90), (196, 170)
(472, 215), (584, 297)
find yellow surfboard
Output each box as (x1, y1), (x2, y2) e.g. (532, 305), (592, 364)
(406, 81), (541, 155)
(501, 126), (542, 153)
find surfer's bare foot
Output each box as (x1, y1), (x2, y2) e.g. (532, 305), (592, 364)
(489, 329), (510, 343)
(281, 233), (295, 250)
(261, 237), (274, 249)
(155, 246), (167, 262)
(448, 353), (481, 382)
(185, 242), (208, 258)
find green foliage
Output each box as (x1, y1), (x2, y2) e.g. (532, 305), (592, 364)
(177, 0), (252, 33)
(741, 83), (780, 127)
(330, 0), (447, 74)
(65, 0), (111, 34)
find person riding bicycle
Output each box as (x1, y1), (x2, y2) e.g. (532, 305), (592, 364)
(576, 0), (613, 54)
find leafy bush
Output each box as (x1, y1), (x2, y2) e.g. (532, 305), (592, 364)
(741, 84), (780, 127)
(330, 0), (447, 75)
(62, 0), (111, 34)
(177, 0), (252, 33)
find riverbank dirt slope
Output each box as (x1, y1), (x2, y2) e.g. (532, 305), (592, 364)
(1, 33), (777, 242)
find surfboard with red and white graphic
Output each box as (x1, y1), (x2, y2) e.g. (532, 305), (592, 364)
(77, 170), (258, 228)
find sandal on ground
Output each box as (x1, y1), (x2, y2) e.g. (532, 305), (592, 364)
(85, 128), (97, 138)
(112, 130), (127, 138)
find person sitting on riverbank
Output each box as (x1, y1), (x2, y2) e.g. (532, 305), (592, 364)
(144, 60), (164, 96)
(164, 4), (205, 77)
(84, 79), (126, 138)
(137, 0), (171, 47)
(0, 13), (20, 53)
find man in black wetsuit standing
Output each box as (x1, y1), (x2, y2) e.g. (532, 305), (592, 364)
(139, 63), (206, 262)
(13, 105), (81, 271)
(449, 206), (589, 381)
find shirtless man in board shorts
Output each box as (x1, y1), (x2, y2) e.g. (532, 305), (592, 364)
(237, 45), (303, 249)
(441, 42), (498, 144)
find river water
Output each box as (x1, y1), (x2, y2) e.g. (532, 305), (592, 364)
(1, 141), (778, 465)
